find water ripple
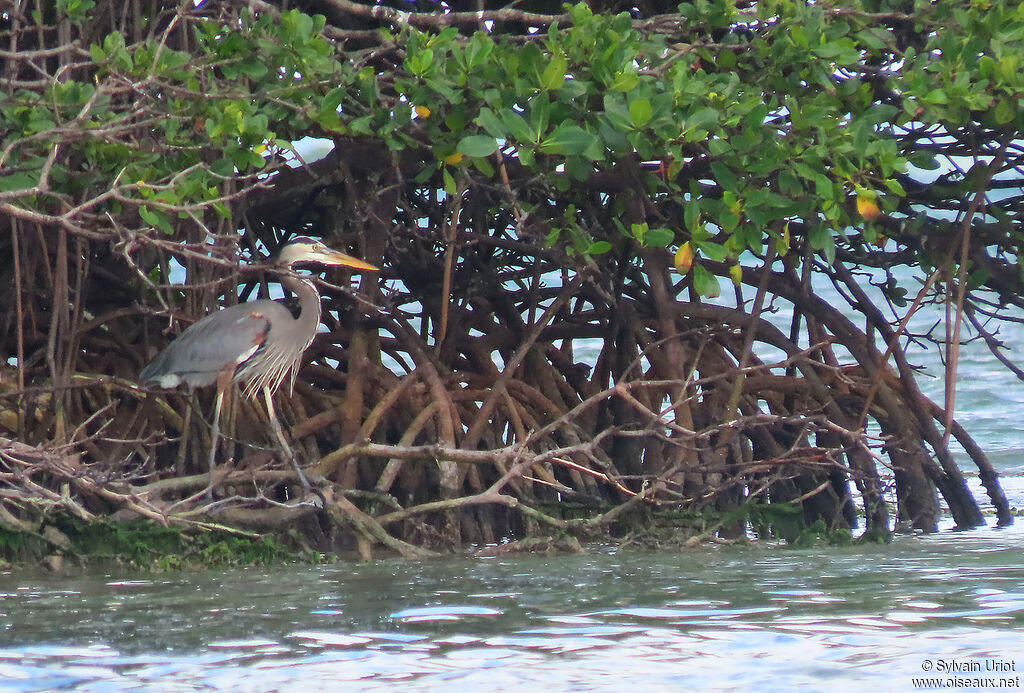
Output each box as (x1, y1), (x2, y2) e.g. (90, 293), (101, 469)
(1, 524), (1023, 691)
(390, 605), (504, 622)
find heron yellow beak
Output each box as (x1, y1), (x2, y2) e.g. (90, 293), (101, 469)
(319, 249), (379, 272)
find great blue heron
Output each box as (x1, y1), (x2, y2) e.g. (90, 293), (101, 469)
(140, 236), (378, 490)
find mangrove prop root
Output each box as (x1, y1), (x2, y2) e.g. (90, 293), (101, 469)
(1, 4), (1015, 548)
(0, 311), (1007, 556)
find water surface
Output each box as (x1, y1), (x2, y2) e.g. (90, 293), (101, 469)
(2, 523), (1022, 691)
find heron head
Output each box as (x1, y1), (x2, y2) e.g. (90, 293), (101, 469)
(276, 236), (378, 272)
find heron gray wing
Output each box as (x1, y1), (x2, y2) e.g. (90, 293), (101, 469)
(140, 301), (280, 389)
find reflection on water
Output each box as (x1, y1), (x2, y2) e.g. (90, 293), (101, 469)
(2, 524), (1023, 691)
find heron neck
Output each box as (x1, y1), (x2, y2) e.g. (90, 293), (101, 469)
(280, 272), (322, 339)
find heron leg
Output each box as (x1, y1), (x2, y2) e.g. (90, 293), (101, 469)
(176, 401), (193, 477)
(207, 385), (227, 500)
(263, 387), (312, 491)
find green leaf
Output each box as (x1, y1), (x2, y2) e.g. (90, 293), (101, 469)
(500, 110), (534, 143)
(715, 49), (736, 69)
(813, 174), (835, 200)
(539, 123), (599, 157)
(140, 205), (174, 234)
(710, 160), (739, 192)
(528, 96), (550, 139)
(822, 233), (836, 264)
(855, 28), (889, 51)
(475, 108), (506, 139)
(644, 227), (675, 247)
(884, 178), (906, 196)
(243, 113), (269, 136)
(808, 224), (830, 251)
(58, 0), (96, 22)
(692, 264), (721, 298)
(457, 135), (498, 158)
(407, 48), (435, 76)
(442, 167), (457, 196)
(517, 145), (535, 168)
(540, 53), (567, 90)
(565, 155), (594, 181)
(26, 115), (56, 135)
(866, 104), (899, 125)
(719, 209), (740, 232)
(247, 149), (266, 169)
(790, 24), (808, 48)
(585, 241), (612, 255)
(0, 172), (38, 192)
(211, 158), (235, 177)
(603, 93), (632, 131)
(686, 107), (719, 132)
(684, 199), (701, 231)
(708, 138), (732, 156)
(908, 150), (940, 170)
(239, 60), (269, 80)
(629, 97), (653, 128)
(695, 240), (727, 262)
(609, 71), (639, 92)
(294, 11), (315, 39)
(472, 155), (495, 178)
(413, 166), (435, 184)
(464, 33), (494, 69)
(994, 99), (1014, 125)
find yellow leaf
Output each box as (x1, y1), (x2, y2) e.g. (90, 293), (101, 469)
(442, 152), (463, 165)
(729, 264), (742, 286)
(253, 144), (266, 155)
(775, 222), (790, 256)
(856, 193), (880, 220)
(415, 105), (431, 118)
(674, 241), (694, 274)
